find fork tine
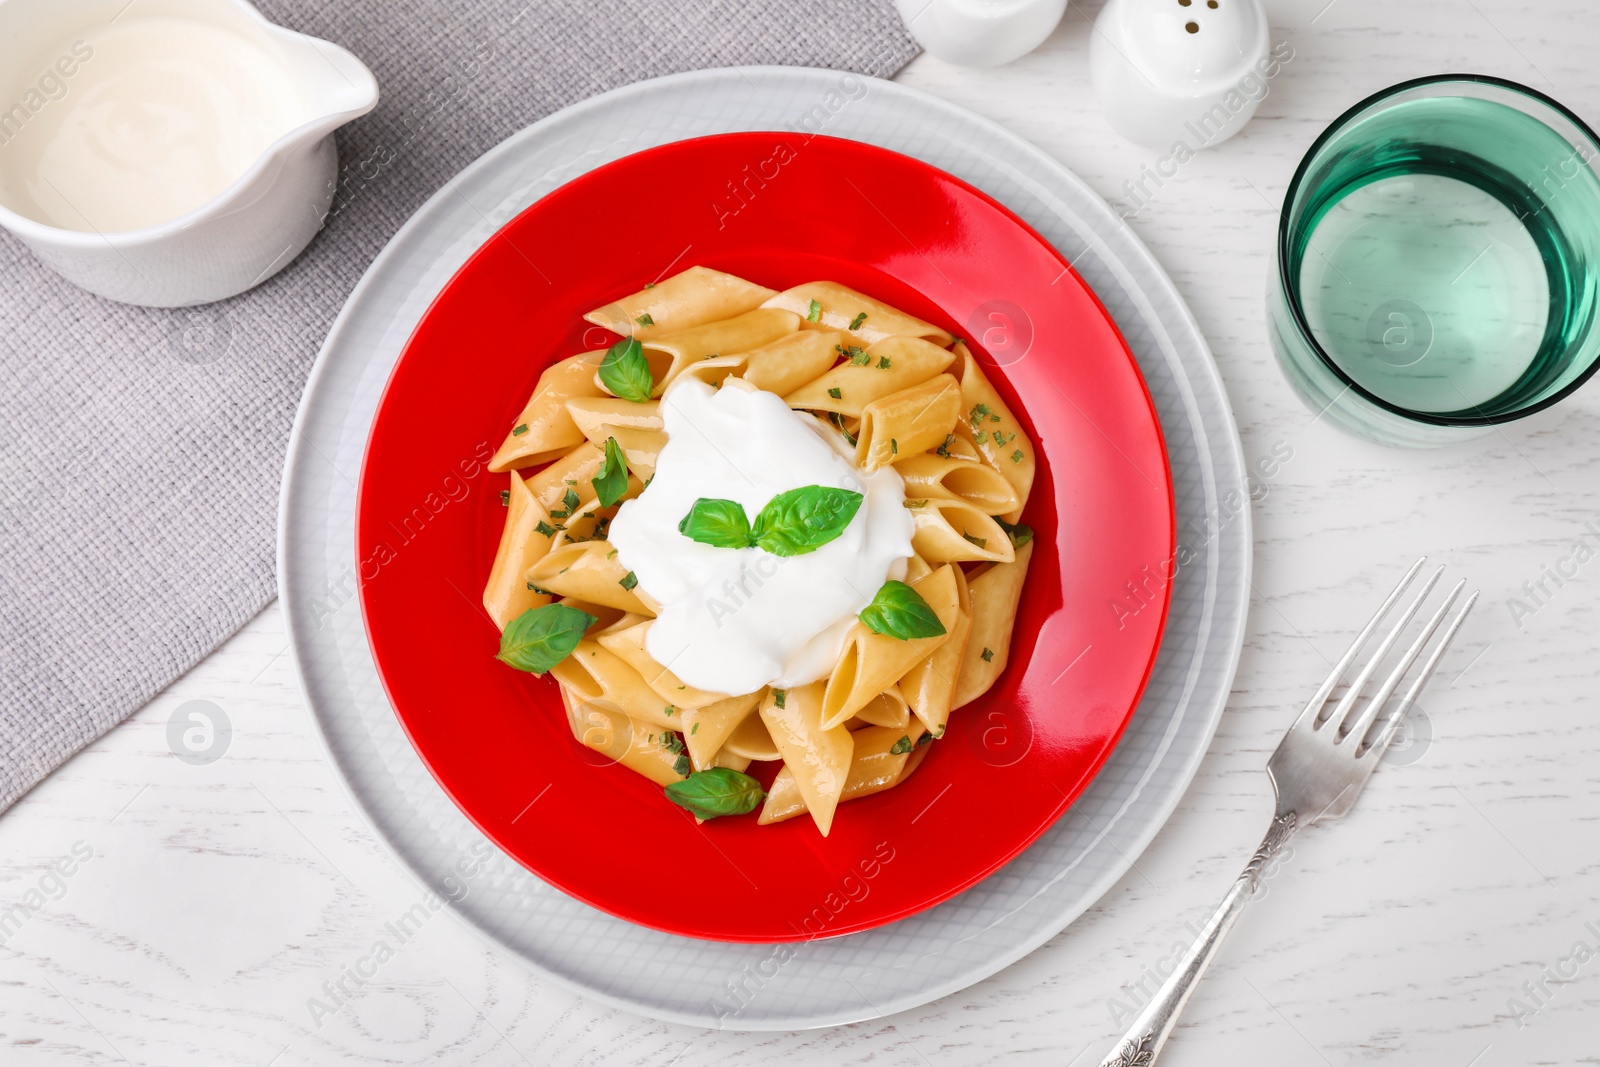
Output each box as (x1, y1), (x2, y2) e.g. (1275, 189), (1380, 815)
(1321, 564), (1443, 733)
(1366, 590), (1478, 757)
(1293, 557), (1427, 730)
(1341, 578), (1465, 751)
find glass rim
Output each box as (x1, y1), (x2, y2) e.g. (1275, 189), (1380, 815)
(1277, 72), (1600, 427)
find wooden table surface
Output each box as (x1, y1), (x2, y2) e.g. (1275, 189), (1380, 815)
(5, 0), (1599, 1062)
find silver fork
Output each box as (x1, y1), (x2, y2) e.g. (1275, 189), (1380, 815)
(1097, 558), (1477, 1067)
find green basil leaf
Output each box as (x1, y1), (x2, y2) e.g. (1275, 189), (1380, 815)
(591, 437), (629, 508)
(678, 498), (754, 548)
(496, 603), (596, 674)
(996, 518), (1034, 548)
(598, 337), (654, 402)
(859, 580), (947, 640)
(751, 485), (863, 556)
(664, 767), (766, 819)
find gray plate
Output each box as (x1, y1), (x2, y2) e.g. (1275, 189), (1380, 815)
(279, 66), (1250, 1031)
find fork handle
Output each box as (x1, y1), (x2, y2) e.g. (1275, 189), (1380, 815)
(1095, 812), (1298, 1067)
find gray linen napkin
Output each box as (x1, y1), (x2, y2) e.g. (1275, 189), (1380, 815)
(0, 0), (917, 811)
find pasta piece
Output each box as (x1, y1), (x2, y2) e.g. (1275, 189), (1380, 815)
(854, 374), (962, 471)
(554, 595), (625, 635)
(565, 423), (667, 482)
(909, 497), (1015, 564)
(597, 620), (730, 709)
(482, 471), (553, 630)
(853, 686), (911, 730)
(627, 308), (800, 396)
(902, 550), (934, 584)
(897, 594), (972, 739)
(954, 540), (1035, 708)
(564, 397), (663, 436)
(893, 453), (1019, 515)
(525, 541), (655, 615)
(681, 692), (762, 772)
(674, 353), (747, 388)
(758, 682), (853, 836)
(740, 329), (851, 396)
(928, 431), (983, 463)
(552, 641), (681, 729)
(712, 751), (752, 773)
(758, 725), (917, 825)
(820, 565), (961, 729)
(559, 684), (687, 786)
(722, 710), (781, 761)
(583, 266), (776, 341)
(761, 281), (953, 347)
(524, 441), (605, 515)
(489, 353), (605, 472)
(783, 336), (954, 417)
(954, 345), (1036, 522)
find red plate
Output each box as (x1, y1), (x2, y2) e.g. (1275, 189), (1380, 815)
(356, 133), (1173, 942)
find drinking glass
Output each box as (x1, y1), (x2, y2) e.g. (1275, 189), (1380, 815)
(1269, 74), (1600, 446)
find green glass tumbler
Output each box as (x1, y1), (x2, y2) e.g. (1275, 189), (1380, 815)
(1269, 74), (1600, 446)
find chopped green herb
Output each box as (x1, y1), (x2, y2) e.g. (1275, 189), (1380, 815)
(992, 431), (1015, 446)
(499, 489), (510, 506)
(691, 722), (700, 735)
(512, 423), (529, 436)
(849, 348), (871, 366)
(904, 499), (928, 509)
(996, 518), (1034, 548)
(829, 411), (858, 446)
(662, 731), (684, 754)
(806, 299), (823, 323)
(549, 508), (569, 520)
(877, 356), (891, 370)
(619, 571), (639, 591)
(890, 438), (898, 455)
(773, 688), (787, 709)
(890, 735), (913, 755)
(664, 767), (765, 819)
(962, 531), (989, 549)
(936, 433), (956, 458)
(606, 548), (618, 559)
(968, 403), (991, 430)
(827, 387), (842, 400)
(917, 731), (933, 747)
(495, 603), (597, 675)
(1011, 449), (1025, 464)
(535, 520), (557, 537)
(644, 281), (656, 288)
(664, 705), (677, 717)
(859, 581), (947, 640)
(848, 312), (868, 330)
(563, 488), (581, 513)
(635, 313), (654, 327)
(981, 646), (995, 662)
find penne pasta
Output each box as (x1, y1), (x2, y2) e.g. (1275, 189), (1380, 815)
(893, 453), (1020, 515)
(486, 271), (1039, 836)
(953, 540), (1034, 708)
(820, 565), (961, 730)
(489, 353), (605, 472)
(758, 682), (853, 835)
(954, 345), (1035, 522)
(628, 308), (800, 396)
(584, 266), (777, 341)
(681, 692), (762, 772)
(482, 471), (554, 630)
(907, 497), (1015, 564)
(761, 281), (954, 347)
(525, 541), (655, 615)
(758, 725), (920, 825)
(854, 373), (963, 471)
(783, 335), (955, 417)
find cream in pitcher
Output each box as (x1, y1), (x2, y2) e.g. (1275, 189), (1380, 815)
(0, 0), (377, 307)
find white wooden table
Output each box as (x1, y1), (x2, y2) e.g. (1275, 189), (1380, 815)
(5, 1), (1598, 1062)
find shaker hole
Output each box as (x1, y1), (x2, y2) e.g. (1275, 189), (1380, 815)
(1185, 20), (1199, 31)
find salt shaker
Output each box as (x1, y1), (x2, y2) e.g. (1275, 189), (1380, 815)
(1090, 0), (1276, 149)
(896, 0), (1067, 69)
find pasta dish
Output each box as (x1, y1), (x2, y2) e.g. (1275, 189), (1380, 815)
(480, 267), (1036, 835)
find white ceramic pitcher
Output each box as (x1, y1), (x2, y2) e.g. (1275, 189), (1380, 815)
(0, 0), (377, 307)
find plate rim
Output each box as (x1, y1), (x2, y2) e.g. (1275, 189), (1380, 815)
(279, 64), (1250, 1030)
